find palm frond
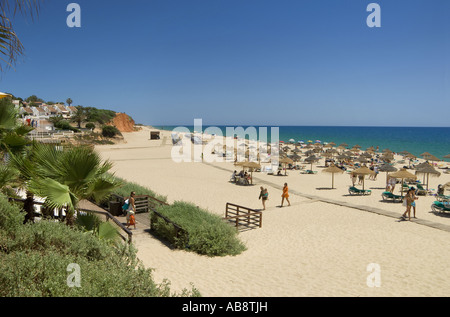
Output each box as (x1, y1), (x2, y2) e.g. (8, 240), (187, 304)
(87, 176), (121, 204)
(28, 177), (76, 211)
(0, 0), (41, 71)
(97, 222), (119, 242)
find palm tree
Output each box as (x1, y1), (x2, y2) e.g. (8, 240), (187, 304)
(71, 106), (86, 128)
(66, 98), (73, 107)
(10, 143), (122, 225)
(0, 97), (33, 157)
(0, 0), (41, 72)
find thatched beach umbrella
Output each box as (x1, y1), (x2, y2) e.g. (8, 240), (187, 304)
(415, 163), (441, 190)
(279, 157), (294, 175)
(356, 157), (371, 164)
(304, 155), (319, 171)
(380, 153), (394, 163)
(290, 153), (302, 162)
(389, 168), (417, 197)
(378, 163), (398, 187)
(234, 161), (261, 184)
(352, 166), (375, 190)
(424, 154), (441, 163)
(420, 152), (432, 157)
(322, 164), (344, 189)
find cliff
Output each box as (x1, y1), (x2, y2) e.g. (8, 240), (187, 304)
(111, 112), (135, 132)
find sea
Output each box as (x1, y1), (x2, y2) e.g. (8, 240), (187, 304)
(153, 125), (450, 162)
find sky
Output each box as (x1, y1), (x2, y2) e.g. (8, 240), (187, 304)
(1, 0), (449, 127)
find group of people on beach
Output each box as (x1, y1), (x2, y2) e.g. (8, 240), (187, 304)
(258, 183), (290, 210)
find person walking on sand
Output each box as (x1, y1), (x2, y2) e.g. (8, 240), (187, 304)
(281, 183), (290, 207)
(400, 188), (417, 221)
(126, 191), (136, 229)
(351, 172), (357, 187)
(259, 186), (269, 210)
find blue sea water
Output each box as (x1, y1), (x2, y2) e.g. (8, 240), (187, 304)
(153, 125), (450, 161)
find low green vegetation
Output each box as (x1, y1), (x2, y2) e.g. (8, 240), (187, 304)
(0, 195), (200, 297)
(151, 201), (246, 257)
(83, 107), (116, 125)
(108, 174), (167, 203)
(101, 125), (121, 138)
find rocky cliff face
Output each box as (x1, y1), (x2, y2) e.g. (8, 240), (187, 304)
(111, 112), (135, 132)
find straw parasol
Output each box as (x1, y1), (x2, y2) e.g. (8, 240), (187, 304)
(322, 164), (344, 189)
(304, 155), (319, 171)
(290, 153), (302, 162)
(234, 161), (261, 184)
(415, 163), (441, 190)
(389, 168), (417, 197)
(356, 157), (371, 164)
(352, 166), (375, 190)
(279, 157), (294, 175)
(423, 154), (441, 163)
(378, 163), (398, 187)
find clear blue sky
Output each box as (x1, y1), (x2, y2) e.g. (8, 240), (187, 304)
(1, 0), (449, 127)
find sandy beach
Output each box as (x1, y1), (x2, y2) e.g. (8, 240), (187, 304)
(96, 126), (450, 297)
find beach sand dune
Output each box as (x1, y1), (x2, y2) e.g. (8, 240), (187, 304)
(97, 127), (450, 297)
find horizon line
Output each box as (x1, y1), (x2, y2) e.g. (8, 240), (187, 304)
(146, 124), (450, 129)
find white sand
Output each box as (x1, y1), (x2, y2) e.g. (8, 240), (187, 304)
(96, 127), (450, 297)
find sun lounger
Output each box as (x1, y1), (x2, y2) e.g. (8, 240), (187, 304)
(381, 191), (402, 202)
(348, 186), (371, 195)
(415, 184), (428, 196)
(436, 194), (450, 202)
(431, 201), (450, 213)
(300, 170), (317, 174)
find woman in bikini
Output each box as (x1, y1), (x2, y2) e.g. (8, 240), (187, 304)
(281, 183), (291, 207)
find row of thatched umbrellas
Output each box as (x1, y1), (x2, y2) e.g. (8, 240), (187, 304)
(322, 161), (442, 196)
(233, 141), (448, 190)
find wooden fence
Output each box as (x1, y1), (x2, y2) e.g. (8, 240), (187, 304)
(224, 203), (262, 230)
(149, 208), (190, 248)
(110, 194), (168, 213)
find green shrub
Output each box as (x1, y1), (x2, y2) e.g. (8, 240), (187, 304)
(101, 125), (120, 138)
(85, 122), (95, 130)
(0, 195), (200, 297)
(109, 174), (167, 203)
(152, 201), (246, 257)
(54, 120), (79, 132)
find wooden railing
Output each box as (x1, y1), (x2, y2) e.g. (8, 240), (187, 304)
(149, 208), (189, 248)
(224, 203), (262, 230)
(8, 197), (133, 244)
(110, 194), (169, 214)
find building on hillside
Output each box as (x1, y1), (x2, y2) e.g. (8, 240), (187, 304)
(19, 106), (34, 116)
(67, 106), (78, 116)
(12, 100), (21, 108)
(44, 105), (59, 116)
(56, 104), (70, 118)
(32, 106), (47, 117)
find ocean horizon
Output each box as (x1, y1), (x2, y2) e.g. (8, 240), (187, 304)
(152, 125), (450, 162)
